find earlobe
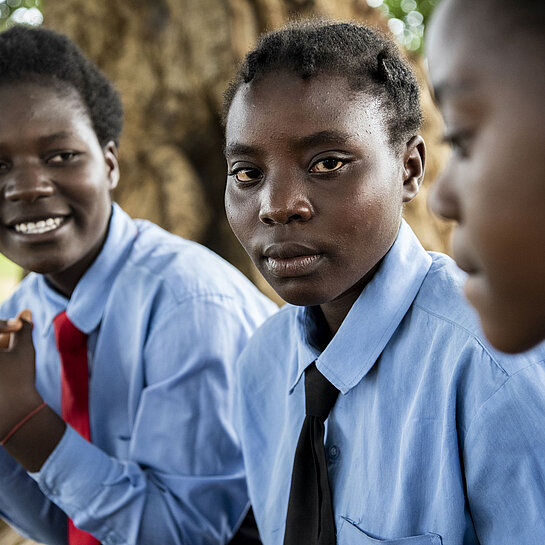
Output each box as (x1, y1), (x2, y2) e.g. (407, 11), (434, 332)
(402, 135), (426, 203)
(103, 141), (120, 191)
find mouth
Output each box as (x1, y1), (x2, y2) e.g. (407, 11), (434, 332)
(11, 216), (66, 236)
(262, 243), (323, 277)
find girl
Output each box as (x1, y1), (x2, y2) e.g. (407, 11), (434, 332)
(427, 0), (545, 354)
(0, 25), (275, 545)
(223, 20), (545, 544)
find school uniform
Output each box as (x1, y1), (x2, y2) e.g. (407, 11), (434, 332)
(0, 203), (277, 545)
(235, 220), (545, 545)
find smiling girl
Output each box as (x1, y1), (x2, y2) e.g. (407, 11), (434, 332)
(0, 25), (275, 545)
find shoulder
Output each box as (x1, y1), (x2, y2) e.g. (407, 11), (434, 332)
(117, 219), (275, 312)
(0, 273), (44, 317)
(411, 251), (544, 376)
(405, 251), (545, 435)
(236, 304), (300, 376)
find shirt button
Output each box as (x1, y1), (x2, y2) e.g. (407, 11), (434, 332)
(328, 445), (340, 460)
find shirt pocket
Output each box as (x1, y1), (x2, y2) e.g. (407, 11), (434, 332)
(338, 517), (442, 545)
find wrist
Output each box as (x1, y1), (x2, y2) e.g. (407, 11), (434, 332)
(2, 404), (67, 472)
(0, 391), (45, 439)
(1, 401), (47, 446)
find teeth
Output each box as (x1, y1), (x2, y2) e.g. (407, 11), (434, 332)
(15, 217), (63, 234)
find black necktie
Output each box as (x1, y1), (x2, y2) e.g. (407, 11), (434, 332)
(284, 362), (340, 545)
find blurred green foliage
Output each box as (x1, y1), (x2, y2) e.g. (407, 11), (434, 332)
(370, 0), (440, 52)
(0, 0), (43, 31)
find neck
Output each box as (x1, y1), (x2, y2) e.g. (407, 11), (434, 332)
(319, 259), (383, 337)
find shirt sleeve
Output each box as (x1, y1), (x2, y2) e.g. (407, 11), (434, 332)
(30, 294), (266, 545)
(463, 362), (545, 543)
(0, 447), (68, 545)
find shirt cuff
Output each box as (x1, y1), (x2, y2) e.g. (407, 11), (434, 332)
(28, 425), (112, 510)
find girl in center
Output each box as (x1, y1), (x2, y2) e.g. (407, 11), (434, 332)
(223, 20), (545, 545)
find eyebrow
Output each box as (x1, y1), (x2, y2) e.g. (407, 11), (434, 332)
(0, 131), (75, 150)
(295, 130), (352, 149)
(224, 130), (353, 158)
(224, 142), (256, 158)
(37, 131), (74, 145)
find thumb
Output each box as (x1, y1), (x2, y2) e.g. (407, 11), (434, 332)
(9, 310), (34, 350)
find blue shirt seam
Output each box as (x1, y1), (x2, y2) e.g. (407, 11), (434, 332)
(461, 361), (542, 457)
(412, 302), (508, 377)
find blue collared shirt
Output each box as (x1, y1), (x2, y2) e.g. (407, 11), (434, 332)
(235, 220), (545, 545)
(0, 204), (277, 545)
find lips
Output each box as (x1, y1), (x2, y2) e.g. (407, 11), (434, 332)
(262, 242), (323, 277)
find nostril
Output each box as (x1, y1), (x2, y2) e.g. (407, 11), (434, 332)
(4, 177), (54, 202)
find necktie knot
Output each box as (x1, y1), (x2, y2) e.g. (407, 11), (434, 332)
(53, 311), (86, 352)
(305, 363), (339, 422)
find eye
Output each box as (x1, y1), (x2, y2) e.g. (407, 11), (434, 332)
(47, 151), (80, 164)
(442, 130), (472, 159)
(229, 167), (263, 184)
(310, 157), (346, 173)
(0, 160), (10, 173)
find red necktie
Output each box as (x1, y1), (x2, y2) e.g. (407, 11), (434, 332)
(53, 311), (100, 545)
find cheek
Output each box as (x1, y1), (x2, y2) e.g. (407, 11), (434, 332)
(336, 188), (403, 266)
(224, 188), (255, 248)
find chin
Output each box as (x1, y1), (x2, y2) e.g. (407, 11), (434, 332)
(266, 277), (331, 308)
(481, 317), (545, 354)
(483, 324), (545, 354)
(466, 279), (545, 354)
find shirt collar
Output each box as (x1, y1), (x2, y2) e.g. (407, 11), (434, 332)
(290, 220), (432, 394)
(39, 203), (138, 335)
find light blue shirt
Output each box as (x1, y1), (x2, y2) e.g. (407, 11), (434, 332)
(0, 203), (277, 545)
(235, 220), (545, 545)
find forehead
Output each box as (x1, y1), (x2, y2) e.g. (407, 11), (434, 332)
(0, 82), (92, 137)
(427, 0), (545, 105)
(225, 71), (389, 150)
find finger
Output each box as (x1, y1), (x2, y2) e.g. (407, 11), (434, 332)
(17, 309), (33, 325)
(0, 318), (23, 334)
(8, 317), (34, 351)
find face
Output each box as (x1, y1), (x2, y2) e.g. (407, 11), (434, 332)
(427, 1), (545, 353)
(0, 82), (119, 296)
(225, 71), (424, 332)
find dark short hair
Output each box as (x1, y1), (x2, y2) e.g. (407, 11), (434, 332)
(223, 20), (422, 147)
(0, 25), (123, 146)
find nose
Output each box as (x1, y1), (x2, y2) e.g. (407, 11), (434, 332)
(258, 176), (313, 225)
(3, 164), (54, 203)
(428, 168), (460, 223)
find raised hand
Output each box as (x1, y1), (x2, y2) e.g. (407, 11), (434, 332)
(0, 310), (44, 442)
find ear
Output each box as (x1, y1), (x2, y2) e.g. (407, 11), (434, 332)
(103, 141), (120, 191)
(402, 135), (426, 203)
